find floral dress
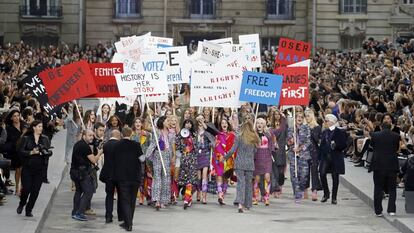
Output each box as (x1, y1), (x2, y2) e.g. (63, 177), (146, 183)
(176, 133), (198, 186)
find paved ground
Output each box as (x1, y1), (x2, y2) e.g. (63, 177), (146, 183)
(41, 173), (399, 233)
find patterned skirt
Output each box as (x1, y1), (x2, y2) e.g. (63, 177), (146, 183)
(197, 153), (210, 170)
(254, 148), (273, 176)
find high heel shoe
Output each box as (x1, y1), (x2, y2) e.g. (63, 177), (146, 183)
(238, 208), (243, 213)
(218, 198), (225, 205)
(202, 193), (207, 204)
(155, 203), (161, 211)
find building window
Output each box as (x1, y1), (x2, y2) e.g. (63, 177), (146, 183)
(340, 0), (367, 14)
(190, 0), (215, 18)
(403, 0), (414, 4)
(20, 0), (62, 17)
(116, 0), (141, 18)
(340, 35), (364, 49)
(267, 0), (295, 19)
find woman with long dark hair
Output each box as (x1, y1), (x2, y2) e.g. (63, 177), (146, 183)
(4, 109), (26, 195)
(104, 115), (123, 141)
(176, 119), (198, 209)
(17, 120), (51, 217)
(126, 101), (141, 127)
(145, 116), (174, 210)
(213, 117), (236, 205)
(83, 110), (96, 131)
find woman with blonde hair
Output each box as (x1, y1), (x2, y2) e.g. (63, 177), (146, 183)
(225, 117), (260, 212)
(253, 116), (276, 206)
(305, 109), (322, 201)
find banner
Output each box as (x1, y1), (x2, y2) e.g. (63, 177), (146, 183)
(23, 65), (62, 116)
(276, 66), (309, 106)
(273, 38), (311, 73)
(216, 44), (248, 71)
(239, 71), (283, 106)
(156, 46), (191, 84)
(88, 63), (124, 98)
(39, 60), (97, 106)
(198, 41), (223, 64)
(238, 34), (261, 69)
(115, 71), (169, 96)
(190, 66), (242, 108)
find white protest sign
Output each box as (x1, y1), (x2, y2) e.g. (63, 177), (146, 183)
(198, 41), (223, 64)
(156, 46), (191, 84)
(205, 37), (233, 45)
(115, 71), (169, 96)
(190, 66), (242, 108)
(115, 33), (150, 61)
(216, 44), (248, 71)
(145, 36), (173, 49)
(142, 93), (168, 103)
(112, 53), (141, 73)
(239, 34), (261, 69)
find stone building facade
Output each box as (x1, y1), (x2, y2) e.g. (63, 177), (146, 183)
(0, 0), (414, 50)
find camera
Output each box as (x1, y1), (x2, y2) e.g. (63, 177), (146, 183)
(92, 139), (103, 150)
(37, 144), (53, 158)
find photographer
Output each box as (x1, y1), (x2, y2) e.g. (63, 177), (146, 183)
(70, 129), (103, 221)
(16, 120), (52, 217)
(84, 122), (105, 216)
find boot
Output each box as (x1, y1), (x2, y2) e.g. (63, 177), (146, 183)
(253, 181), (259, 205)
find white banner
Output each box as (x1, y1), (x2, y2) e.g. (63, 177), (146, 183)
(115, 71), (169, 96)
(239, 34), (261, 69)
(198, 41), (223, 64)
(216, 44), (248, 71)
(190, 66), (242, 108)
(115, 33), (151, 61)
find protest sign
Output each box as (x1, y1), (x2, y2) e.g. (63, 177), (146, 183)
(156, 46), (191, 84)
(239, 71), (283, 106)
(88, 63), (124, 98)
(273, 38), (311, 73)
(216, 44), (248, 71)
(115, 33), (150, 61)
(198, 41), (223, 64)
(239, 34), (261, 69)
(145, 36), (173, 48)
(115, 71), (169, 96)
(276, 66), (309, 106)
(39, 60), (97, 106)
(206, 37), (233, 45)
(190, 66), (242, 108)
(23, 65), (62, 116)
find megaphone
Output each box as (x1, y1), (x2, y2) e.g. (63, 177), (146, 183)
(180, 128), (190, 138)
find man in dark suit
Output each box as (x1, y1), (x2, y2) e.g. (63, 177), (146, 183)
(113, 127), (142, 232)
(320, 114), (347, 205)
(370, 122), (400, 217)
(99, 129), (121, 223)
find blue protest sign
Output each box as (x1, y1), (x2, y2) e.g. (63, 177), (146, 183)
(239, 71), (283, 106)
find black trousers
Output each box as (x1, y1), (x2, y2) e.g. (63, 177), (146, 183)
(320, 171), (339, 200)
(20, 164), (44, 212)
(373, 170), (397, 214)
(118, 181), (139, 228)
(105, 181), (122, 220)
(72, 174), (95, 216)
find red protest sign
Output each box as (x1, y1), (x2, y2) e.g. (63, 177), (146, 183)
(276, 66), (309, 106)
(273, 38), (311, 73)
(88, 63), (124, 97)
(39, 60), (97, 106)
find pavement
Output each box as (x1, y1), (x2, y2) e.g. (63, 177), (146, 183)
(39, 169), (399, 233)
(341, 160), (414, 233)
(0, 129), (67, 233)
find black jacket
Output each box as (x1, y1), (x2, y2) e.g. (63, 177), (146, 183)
(99, 139), (118, 183)
(400, 157), (414, 191)
(112, 139), (142, 183)
(18, 134), (51, 167)
(370, 129), (400, 172)
(320, 127), (347, 175)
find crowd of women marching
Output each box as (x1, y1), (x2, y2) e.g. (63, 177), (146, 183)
(62, 87), (346, 214)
